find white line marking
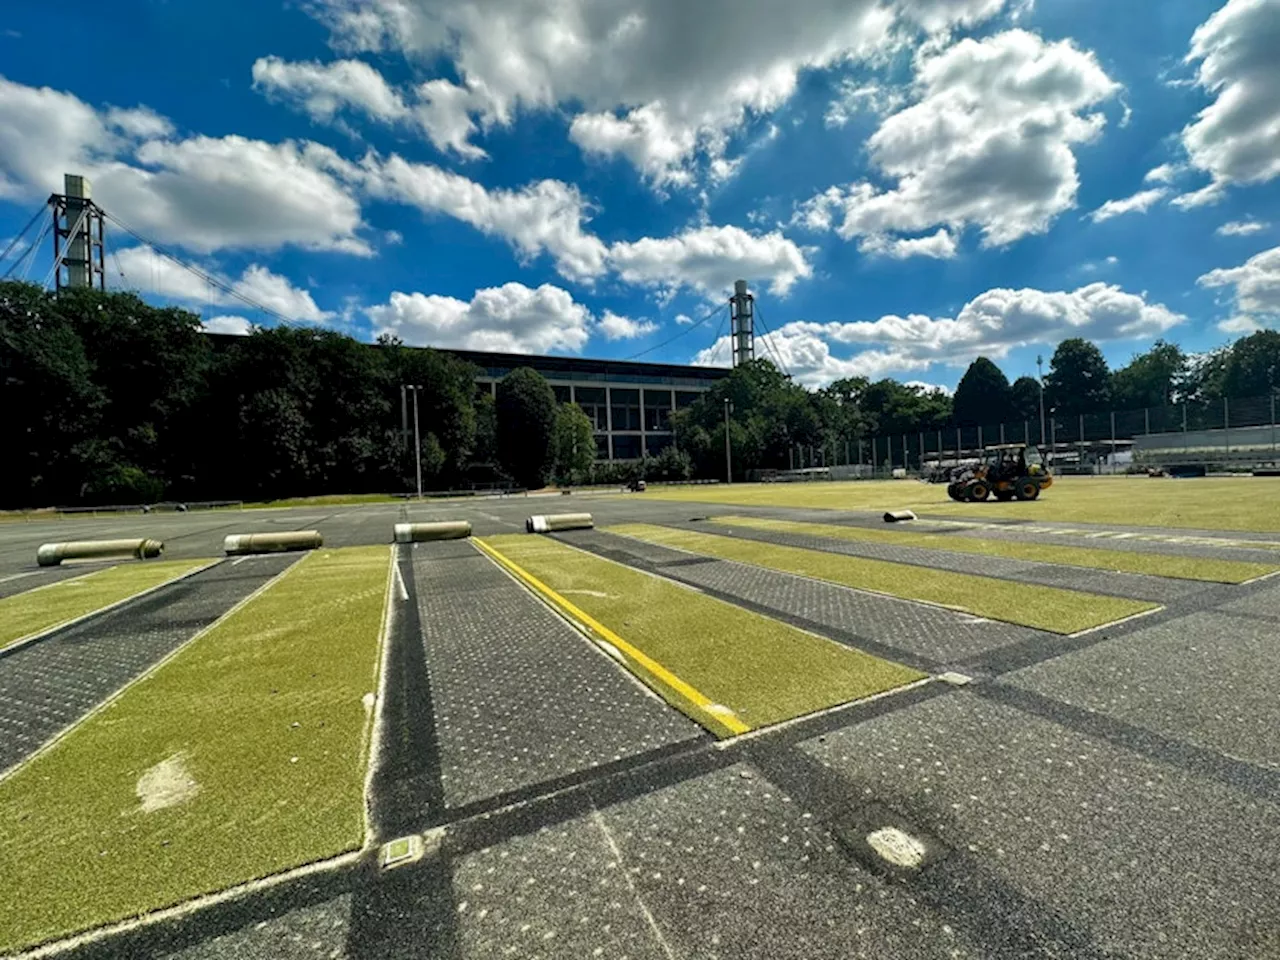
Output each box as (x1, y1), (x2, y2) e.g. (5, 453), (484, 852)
(231, 556), (249, 566)
(392, 561), (409, 602)
(0, 572), (37, 584)
(360, 547), (399, 849)
(592, 807), (678, 960)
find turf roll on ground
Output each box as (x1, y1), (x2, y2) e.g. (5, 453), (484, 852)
(0, 545), (390, 955)
(0, 560), (211, 652)
(606, 524), (1158, 635)
(476, 535), (924, 737)
(711, 516), (1280, 584)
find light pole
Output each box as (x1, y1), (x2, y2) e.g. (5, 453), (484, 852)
(723, 398), (733, 484)
(1036, 354), (1047, 449)
(403, 383), (423, 499)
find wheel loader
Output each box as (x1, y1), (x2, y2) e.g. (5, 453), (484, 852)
(946, 444), (1053, 503)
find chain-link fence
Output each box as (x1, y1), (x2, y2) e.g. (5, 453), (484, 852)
(786, 392), (1280, 478)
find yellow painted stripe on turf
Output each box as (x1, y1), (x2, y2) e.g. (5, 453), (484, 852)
(473, 537), (751, 736)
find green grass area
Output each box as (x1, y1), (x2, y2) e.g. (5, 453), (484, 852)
(480, 535), (924, 735)
(235, 493), (406, 510)
(608, 524), (1158, 635)
(0, 560), (211, 651)
(0, 546), (389, 954)
(642, 476), (1280, 534)
(712, 516), (1280, 584)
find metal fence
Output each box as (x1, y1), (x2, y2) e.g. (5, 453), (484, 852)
(791, 392), (1280, 477)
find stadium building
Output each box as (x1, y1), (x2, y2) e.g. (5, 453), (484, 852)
(450, 349), (730, 461)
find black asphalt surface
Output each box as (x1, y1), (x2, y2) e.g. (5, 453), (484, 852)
(3, 493), (1280, 960)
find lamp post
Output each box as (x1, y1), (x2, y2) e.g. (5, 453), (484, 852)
(402, 383), (423, 499)
(1036, 354), (1047, 448)
(723, 398), (733, 484)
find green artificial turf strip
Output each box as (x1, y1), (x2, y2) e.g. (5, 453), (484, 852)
(607, 524), (1157, 635)
(711, 516), (1280, 584)
(0, 560), (211, 650)
(642, 476), (1280, 533)
(0, 546), (389, 954)
(482, 535), (924, 733)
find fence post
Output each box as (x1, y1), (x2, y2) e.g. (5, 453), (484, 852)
(937, 429), (943, 465)
(1000, 422), (1005, 444)
(919, 432), (925, 471)
(1272, 392), (1277, 455)
(1144, 408), (1150, 435)
(1079, 413), (1084, 445)
(1024, 420), (1029, 445)
(1182, 402), (1187, 435)
(1224, 398), (1230, 456)
(978, 425), (984, 451)
(1110, 410), (1116, 475)
(903, 434), (909, 471)
(871, 437), (877, 474)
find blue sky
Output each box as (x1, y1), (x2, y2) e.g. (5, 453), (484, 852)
(2, 0), (1278, 389)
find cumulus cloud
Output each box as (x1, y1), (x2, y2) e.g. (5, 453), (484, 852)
(304, 0), (1010, 187)
(795, 30), (1121, 250)
(357, 153), (609, 282)
(860, 228), (957, 259)
(697, 282), (1184, 386)
(0, 76), (372, 255)
(1216, 219), (1269, 237)
(1217, 314), (1261, 334)
(608, 224), (813, 298)
(203, 316), (253, 335)
(113, 246), (331, 323)
(367, 282), (598, 353)
(1144, 163), (1182, 184)
(251, 56), (488, 159)
(1199, 245), (1280, 322)
(1089, 188), (1168, 223)
(598, 311), (658, 340)
(1180, 0), (1280, 200)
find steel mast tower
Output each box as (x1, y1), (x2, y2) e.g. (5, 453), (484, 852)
(729, 279), (754, 368)
(49, 174), (106, 292)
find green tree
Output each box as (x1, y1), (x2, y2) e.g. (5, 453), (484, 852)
(1010, 376), (1042, 423)
(1045, 339), (1111, 415)
(1222, 330), (1280, 397)
(495, 367), (557, 489)
(552, 402), (596, 483)
(1110, 340), (1187, 409)
(952, 357), (1012, 425)
(648, 444), (692, 481)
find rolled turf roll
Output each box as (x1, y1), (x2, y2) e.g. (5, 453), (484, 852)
(393, 521), (472, 543)
(36, 538), (165, 567)
(526, 513), (594, 533)
(883, 510), (918, 523)
(223, 531), (323, 556)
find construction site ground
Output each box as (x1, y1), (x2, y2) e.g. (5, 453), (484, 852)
(1, 478), (1279, 959)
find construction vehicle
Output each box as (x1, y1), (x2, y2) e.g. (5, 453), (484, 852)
(946, 444), (1053, 502)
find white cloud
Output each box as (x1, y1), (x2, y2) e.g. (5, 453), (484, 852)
(598, 311), (658, 340)
(1144, 162), (1182, 184)
(796, 30), (1120, 250)
(1171, 181), (1227, 209)
(697, 282), (1184, 386)
(1217, 314), (1261, 334)
(203, 316), (253, 336)
(824, 80), (907, 128)
(1089, 187), (1168, 223)
(113, 246), (331, 323)
(1216, 219), (1268, 237)
(0, 76), (372, 255)
(860, 228), (957, 259)
(1180, 0), (1280, 199)
(608, 224), (813, 298)
(675, 313), (694, 325)
(358, 153), (608, 282)
(1199, 244), (1280, 319)
(368, 282), (596, 353)
(306, 0), (1010, 187)
(251, 57), (488, 159)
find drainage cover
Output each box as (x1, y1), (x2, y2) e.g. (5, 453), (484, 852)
(380, 835), (425, 871)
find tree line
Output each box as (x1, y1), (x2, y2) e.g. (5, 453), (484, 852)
(3, 279), (1278, 505)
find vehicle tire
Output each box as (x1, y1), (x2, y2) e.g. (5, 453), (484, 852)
(946, 482), (962, 501)
(994, 490), (1014, 501)
(966, 482), (990, 502)
(1014, 477), (1040, 501)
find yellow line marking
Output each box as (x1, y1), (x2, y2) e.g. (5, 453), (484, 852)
(473, 538), (750, 736)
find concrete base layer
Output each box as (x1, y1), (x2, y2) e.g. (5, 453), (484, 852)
(0, 554), (297, 773)
(412, 540), (702, 810)
(802, 693), (1280, 960)
(1007, 609), (1280, 770)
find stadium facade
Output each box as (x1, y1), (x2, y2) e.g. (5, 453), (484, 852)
(449, 349), (731, 461)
